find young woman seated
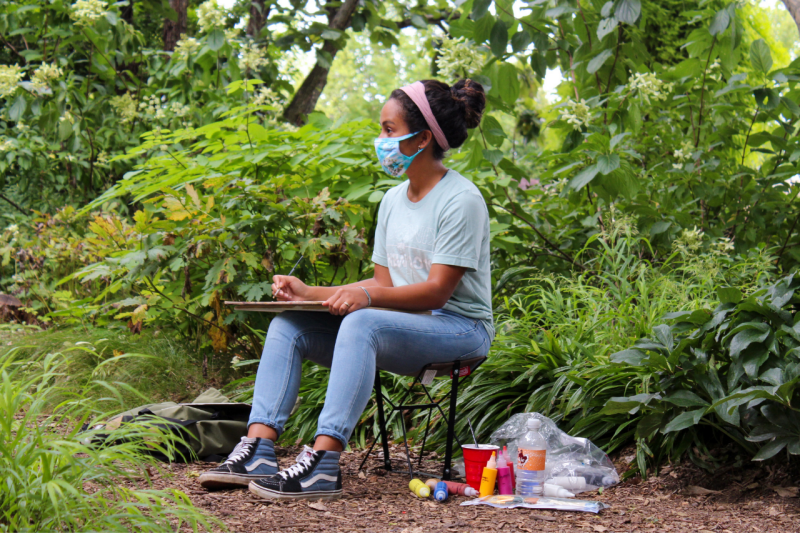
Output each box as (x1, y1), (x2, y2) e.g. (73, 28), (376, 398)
(199, 78), (494, 501)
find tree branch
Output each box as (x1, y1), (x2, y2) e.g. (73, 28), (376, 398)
(0, 193), (29, 215)
(694, 36), (717, 148)
(395, 10), (460, 29)
(780, 0), (800, 37)
(281, 0), (360, 125)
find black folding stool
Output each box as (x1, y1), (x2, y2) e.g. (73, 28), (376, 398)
(358, 356), (487, 480)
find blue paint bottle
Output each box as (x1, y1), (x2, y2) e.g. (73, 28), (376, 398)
(434, 481), (449, 502)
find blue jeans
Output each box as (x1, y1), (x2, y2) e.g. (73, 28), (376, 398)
(248, 308), (492, 448)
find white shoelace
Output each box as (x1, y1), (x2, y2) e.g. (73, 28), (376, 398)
(224, 438), (255, 464)
(278, 445), (316, 480)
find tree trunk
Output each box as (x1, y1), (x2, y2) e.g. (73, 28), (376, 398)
(121, 0), (134, 25)
(781, 0), (800, 37)
(246, 0), (270, 37)
(163, 0), (188, 52)
(282, 0), (359, 126)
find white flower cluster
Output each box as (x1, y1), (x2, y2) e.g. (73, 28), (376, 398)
(5, 224), (19, 234)
(562, 98), (591, 130)
(16, 121), (28, 132)
(252, 86), (280, 107)
(96, 151), (110, 166)
(197, 0), (227, 34)
(239, 42), (268, 72)
(436, 35), (483, 80)
(672, 226), (704, 256)
(109, 93), (137, 123)
(0, 65), (23, 99)
(0, 138), (14, 152)
(139, 94), (168, 120)
(174, 35), (201, 59)
(712, 237), (734, 256)
(629, 72), (674, 104)
(31, 63), (64, 91)
(70, 0), (108, 26)
(673, 140), (694, 165)
(169, 102), (191, 118)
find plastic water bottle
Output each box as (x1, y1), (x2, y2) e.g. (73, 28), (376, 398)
(515, 418), (547, 496)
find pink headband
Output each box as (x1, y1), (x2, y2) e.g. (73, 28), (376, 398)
(399, 81), (450, 152)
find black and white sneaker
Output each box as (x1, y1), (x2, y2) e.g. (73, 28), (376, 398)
(199, 437), (278, 489)
(249, 445), (342, 501)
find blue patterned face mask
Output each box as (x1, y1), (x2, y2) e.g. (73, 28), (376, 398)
(374, 132), (422, 177)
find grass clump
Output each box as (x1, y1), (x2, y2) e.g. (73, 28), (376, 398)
(0, 343), (221, 532)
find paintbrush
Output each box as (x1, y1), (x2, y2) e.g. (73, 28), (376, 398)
(273, 254), (304, 300)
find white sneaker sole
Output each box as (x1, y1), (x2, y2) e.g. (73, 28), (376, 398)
(199, 472), (272, 490)
(248, 481), (343, 501)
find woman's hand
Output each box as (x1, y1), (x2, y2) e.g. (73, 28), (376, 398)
(272, 276), (311, 301)
(323, 286), (370, 316)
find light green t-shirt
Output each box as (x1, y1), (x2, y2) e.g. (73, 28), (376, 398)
(371, 169), (494, 340)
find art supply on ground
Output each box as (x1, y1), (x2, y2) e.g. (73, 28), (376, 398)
(409, 478), (430, 498)
(434, 481), (449, 502)
(462, 444), (499, 491)
(516, 418), (547, 496)
(496, 448), (513, 495)
(425, 478), (440, 491)
(490, 413), (620, 495)
(548, 476), (586, 491)
(544, 483), (575, 498)
(503, 446), (515, 491)
(479, 452), (498, 497)
(460, 495), (609, 514)
(442, 481), (479, 497)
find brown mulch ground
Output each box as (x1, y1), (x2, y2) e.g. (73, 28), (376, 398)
(128, 444), (800, 533)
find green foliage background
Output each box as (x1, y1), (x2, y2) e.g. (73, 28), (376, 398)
(1, 0), (800, 485)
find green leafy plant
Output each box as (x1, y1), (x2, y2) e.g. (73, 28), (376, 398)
(0, 344), (220, 531)
(604, 274), (800, 474)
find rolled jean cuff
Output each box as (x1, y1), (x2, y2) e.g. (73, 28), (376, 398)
(248, 418), (284, 438)
(314, 428), (349, 450)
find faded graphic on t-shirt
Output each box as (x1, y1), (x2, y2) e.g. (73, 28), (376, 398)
(386, 224), (435, 278)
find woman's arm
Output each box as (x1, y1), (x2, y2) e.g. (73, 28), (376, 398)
(323, 264), (466, 315)
(271, 264), (394, 301)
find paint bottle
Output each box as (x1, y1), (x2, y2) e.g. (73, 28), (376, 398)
(409, 478), (430, 498)
(424, 478), (440, 491)
(503, 446), (515, 491)
(478, 451), (498, 497)
(496, 449), (513, 495)
(548, 476), (586, 491)
(434, 481), (449, 502)
(442, 481), (479, 497)
(544, 483), (575, 498)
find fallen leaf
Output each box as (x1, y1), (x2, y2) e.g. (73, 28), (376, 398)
(699, 530), (715, 533)
(746, 482), (760, 490)
(358, 471), (365, 479)
(593, 526), (608, 532)
(773, 486), (799, 498)
(308, 502), (328, 512)
(683, 485), (721, 496)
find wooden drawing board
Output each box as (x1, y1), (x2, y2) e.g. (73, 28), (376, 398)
(225, 301), (431, 315)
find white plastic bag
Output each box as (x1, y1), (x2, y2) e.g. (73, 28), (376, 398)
(489, 412), (619, 493)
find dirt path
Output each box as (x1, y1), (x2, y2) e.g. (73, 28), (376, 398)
(129, 444), (800, 532)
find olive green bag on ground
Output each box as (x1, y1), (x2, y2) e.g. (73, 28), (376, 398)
(88, 388), (250, 462)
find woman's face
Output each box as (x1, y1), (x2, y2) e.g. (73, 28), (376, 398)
(379, 98), (422, 156)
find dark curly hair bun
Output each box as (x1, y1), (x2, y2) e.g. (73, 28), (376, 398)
(390, 79), (486, 160)
(451, 78), (486, 129)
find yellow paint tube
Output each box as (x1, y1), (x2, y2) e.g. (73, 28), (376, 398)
(478, 451), (497, 497)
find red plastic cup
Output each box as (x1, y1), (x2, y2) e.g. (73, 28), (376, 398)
(462, 444), (500, 491)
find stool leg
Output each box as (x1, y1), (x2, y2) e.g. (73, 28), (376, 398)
(443, 362), (461, 481)
(374, 370), (392, 472)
